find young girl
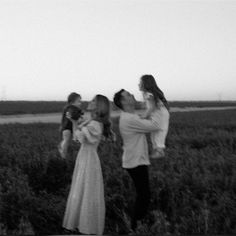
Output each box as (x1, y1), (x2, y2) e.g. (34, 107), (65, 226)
(139, 74), (170, 159)
(63, 94), (114, 235)
(58, 92), (83, 159)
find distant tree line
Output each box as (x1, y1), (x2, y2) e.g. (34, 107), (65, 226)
(0, 100), (236, 115)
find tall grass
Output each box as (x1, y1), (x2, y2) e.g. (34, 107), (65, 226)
(0, 110), (235, 235)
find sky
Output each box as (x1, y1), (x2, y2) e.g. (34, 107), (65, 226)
(0, 0), (236, 101)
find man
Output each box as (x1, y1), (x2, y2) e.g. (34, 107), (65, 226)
(113, 89), (163, 232)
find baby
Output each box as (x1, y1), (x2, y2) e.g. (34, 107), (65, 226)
(58, 92), (83, 158)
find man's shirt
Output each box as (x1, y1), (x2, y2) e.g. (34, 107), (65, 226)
(119, 111), (162, 168)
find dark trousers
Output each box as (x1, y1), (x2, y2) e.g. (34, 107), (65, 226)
(126, 165), (150, 229)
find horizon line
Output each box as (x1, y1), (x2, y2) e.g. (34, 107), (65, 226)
(1, 99), (236, 103)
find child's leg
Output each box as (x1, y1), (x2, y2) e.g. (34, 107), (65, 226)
(59, 130), (72, 158)
(150, 132), (165, 159)
(151, 147), (165, 159)
(149, 112), (165, 158)
(150, 132), (157, 151)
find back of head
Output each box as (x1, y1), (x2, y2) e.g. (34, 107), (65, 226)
(141, 74), (158, 92)
(141, 74), (169, 110)
(113, 89), (124, 110)
(67, 105), (83, 120)
(67, 92), (81, 104)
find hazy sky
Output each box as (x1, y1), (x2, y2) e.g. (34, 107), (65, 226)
(0, 0), (236, 101)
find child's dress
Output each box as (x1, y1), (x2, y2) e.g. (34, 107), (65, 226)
(143, 92), (170, 158)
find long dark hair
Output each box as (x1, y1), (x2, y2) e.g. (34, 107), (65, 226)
(93, 94), (114, 141)
(140, 74), (169, 110)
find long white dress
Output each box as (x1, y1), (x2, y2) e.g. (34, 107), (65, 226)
(63, 120), (105, 235)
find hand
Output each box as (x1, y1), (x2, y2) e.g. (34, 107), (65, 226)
(77, 123), (83, 130)
(77, 116), (85, 124)
(66, 112), (72, 121)
(66, 112), (78, 124)
(78, 118), (91, 129)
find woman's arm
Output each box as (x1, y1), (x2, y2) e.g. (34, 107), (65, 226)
(78, 118), (92, 130)
(66, 112), (101, 144)
(74, 121), (102, 144)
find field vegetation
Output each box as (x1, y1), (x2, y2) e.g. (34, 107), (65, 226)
(0, 109), (235, 235)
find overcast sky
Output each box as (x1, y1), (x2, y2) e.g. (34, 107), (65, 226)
(0, 0), (236, 101)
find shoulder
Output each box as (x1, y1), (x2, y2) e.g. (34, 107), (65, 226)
(120, 112), (139, 124)
(87, 120), (103, 132)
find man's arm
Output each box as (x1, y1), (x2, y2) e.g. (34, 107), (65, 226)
(126, 114), (162, 133)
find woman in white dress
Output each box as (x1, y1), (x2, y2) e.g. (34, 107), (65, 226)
(62, 94), (113, 235)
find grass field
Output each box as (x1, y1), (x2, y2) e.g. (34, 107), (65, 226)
(0, 109), (236, 235)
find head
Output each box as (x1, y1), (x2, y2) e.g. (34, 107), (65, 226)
(61, 92), (82, 129)
(87, 94), (109, 118)
(88, 94), (113, 139)
(113, 89), (136, 111)
(139, 74), (169, 110)
(67, 92), (81, 108)
(139, 74), (158, 92)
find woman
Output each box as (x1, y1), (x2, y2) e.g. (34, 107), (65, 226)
(62, 94), (113, 235)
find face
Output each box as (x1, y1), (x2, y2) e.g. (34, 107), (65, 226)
(138, 79), (144, 91)
(121, 90), (136, 107)
(72, 97), (82, 108)
(87, 97), (96, 111)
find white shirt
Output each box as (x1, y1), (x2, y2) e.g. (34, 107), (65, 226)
(143, 91), (154, 111)
(119, 111), (163, 169)
(143, 92), (170, 149)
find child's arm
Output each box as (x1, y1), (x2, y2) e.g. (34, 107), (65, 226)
(141, 94), (156, 119)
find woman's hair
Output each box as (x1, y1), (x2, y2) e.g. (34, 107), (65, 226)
(140, 74), (169, 110)
(93, 94), (114, 140)
(67, 92), (81, 104)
